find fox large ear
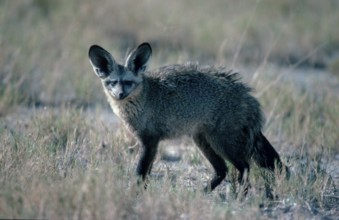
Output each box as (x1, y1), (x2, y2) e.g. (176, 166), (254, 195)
(125, 42), (152, 74)
(88, 45), (116, 79)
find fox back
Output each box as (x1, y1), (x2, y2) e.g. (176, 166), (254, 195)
(89, 42), (287, 197)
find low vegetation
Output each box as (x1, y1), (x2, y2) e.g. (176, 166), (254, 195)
(0, 0), (338, 219)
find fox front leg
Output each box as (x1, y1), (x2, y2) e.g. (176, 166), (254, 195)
(136, 136), (159, 188)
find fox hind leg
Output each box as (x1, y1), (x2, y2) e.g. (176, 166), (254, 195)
(230, 159), (251, 197)
(193, 132), (228, 193)
(203, 132), (252, 197)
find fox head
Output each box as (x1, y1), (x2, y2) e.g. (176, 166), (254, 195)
(89, 43), (152, 100)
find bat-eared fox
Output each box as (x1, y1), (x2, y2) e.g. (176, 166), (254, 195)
(88, 42), (289, 198)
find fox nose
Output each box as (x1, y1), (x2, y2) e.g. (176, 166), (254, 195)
(118, 92), (125, 100)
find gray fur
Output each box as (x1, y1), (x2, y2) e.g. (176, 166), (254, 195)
(88, 42), (288, 197)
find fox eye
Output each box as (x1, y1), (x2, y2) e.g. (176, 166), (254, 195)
(124, 80), (134, 87)
(106, 80), (118, 87)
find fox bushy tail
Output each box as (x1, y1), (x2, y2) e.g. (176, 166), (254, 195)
(252, 133), (290, 198)
(253, 133), (289, 178)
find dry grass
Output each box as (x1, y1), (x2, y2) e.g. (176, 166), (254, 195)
(1, 0), (339, 108)
(0, 105), (338, 219)
(0, 0), (338, 219)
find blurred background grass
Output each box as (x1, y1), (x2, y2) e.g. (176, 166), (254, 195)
(1, 0), (339, 110)
(1, 0), (338, 153)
